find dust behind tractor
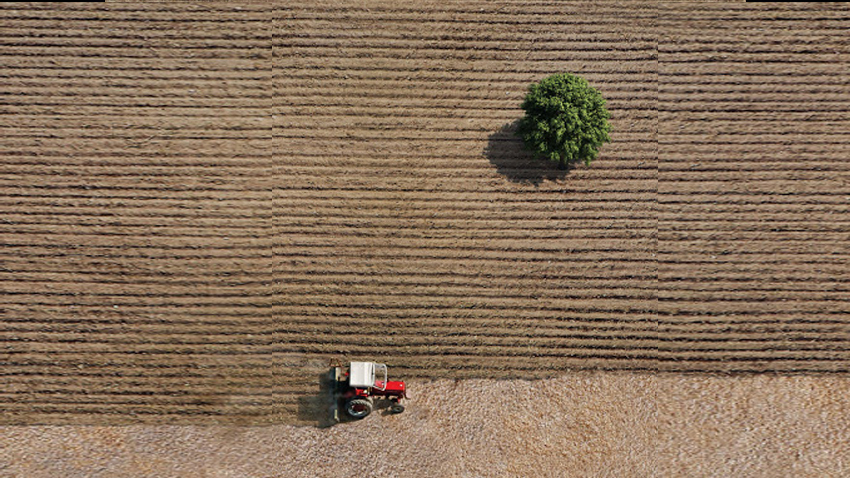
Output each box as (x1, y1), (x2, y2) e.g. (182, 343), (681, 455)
(330, 361), (407, 421)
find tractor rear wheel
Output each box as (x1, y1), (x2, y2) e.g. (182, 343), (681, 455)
(390, 403), (405, 414)
(344, 398), (373, 419)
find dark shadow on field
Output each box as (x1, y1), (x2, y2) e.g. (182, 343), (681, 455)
(485, 119), (571, 186)
(296, 370), (345, 428)
(296, 368), (402, 428)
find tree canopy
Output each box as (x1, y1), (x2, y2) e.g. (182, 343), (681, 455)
(516, 73), (612, 169)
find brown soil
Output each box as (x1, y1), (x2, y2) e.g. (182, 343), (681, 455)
(2, 373), (849, 477)
(2, 1), (848, 424)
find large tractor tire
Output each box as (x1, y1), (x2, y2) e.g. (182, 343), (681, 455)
(344, 398), (373, 419)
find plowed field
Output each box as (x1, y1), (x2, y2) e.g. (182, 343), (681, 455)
(2, 2), (274, 424)
(658, 2), (850, 372)
(2, 1), (848, 424)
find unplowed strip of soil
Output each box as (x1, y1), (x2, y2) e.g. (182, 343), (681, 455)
(4, 374), (850, 478)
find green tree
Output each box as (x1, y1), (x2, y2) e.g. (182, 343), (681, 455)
(516, 73), (611, 169)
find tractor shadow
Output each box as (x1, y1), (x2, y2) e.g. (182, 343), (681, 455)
(296, 371), (338, 428)
(485, 120), (571, 186)
(295, 371), (401, 428)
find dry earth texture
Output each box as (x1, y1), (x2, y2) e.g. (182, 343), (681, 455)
(1, 1), (849, 425)
(2, 373), (850, 477)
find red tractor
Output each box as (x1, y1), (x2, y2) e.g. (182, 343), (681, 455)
(330, 361), (407, 420)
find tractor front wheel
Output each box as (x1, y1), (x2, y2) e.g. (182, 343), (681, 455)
(344, 398), (373, 419)
(390, 403), (405, 414)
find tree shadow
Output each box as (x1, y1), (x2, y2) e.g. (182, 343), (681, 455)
(485, 119), (571, 186)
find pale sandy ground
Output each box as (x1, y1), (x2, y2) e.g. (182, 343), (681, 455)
(2, 372), (849, 478)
